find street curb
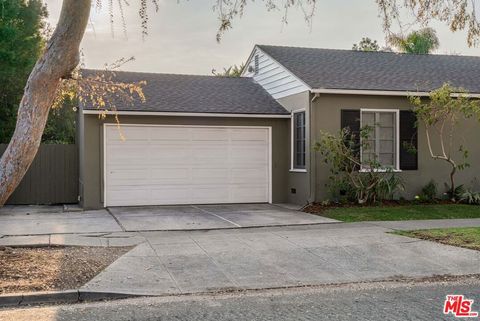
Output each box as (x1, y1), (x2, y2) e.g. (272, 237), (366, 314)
(0, 290), (140, 307)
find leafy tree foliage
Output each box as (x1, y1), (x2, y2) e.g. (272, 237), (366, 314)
(42, 100), (77, 144)
(212, 63), (245, 77)
(0, 0), (47, 143)
(410, 84), (480, 200)
(388, 27), (439, 54)
(376, 0), (480, 47)
(352, 37), (380, 51)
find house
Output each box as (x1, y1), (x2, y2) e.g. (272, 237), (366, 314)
(78, 45), (480, 209)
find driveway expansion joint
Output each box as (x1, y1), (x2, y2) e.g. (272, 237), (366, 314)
(190, 205), (242, 228)
(106, 208), (127, 232)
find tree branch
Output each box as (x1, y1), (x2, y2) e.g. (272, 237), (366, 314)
(0, 0), (92, 205)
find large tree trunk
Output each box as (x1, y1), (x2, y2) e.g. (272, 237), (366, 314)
(0, 0), (91, 206)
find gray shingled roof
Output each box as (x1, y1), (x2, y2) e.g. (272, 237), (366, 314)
(81, 70), (288, 114)
(258, 45), (480, 93)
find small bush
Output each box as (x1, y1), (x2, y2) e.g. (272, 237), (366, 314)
(450, 184), (466, 200)
(460, 190), (480, 205)
(327, 178), (357, 203)
(315, 129), (404, 204)
(418, 180), (437, 202)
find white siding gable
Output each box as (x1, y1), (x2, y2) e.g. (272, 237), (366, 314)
(243, 47), (310, 99)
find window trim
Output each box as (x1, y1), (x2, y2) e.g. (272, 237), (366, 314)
(360, 108), (401, 171)
(290, 109), (307, 172)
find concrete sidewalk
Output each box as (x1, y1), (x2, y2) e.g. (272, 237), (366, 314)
(80, 223), (480, 296)
(0, 217), (479, 301)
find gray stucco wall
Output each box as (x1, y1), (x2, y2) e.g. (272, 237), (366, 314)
(80, 114), (290, 209)
(277, 91), (312, 205)
(312, 94), (480, 201)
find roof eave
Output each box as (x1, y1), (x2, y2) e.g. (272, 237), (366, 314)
(311, 88), (480, 98)
(82, 110), (291, 118)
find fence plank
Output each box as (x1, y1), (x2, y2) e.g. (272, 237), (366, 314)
(0, 144), (78, 205)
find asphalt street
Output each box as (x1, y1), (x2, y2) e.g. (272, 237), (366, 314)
(1, 278), (479, 321)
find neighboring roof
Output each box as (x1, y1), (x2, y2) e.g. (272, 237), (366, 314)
(81, 70), (289, 115)
(257, 45), (480, 94)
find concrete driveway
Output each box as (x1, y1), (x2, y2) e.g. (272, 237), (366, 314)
(108, 204), (337, 231)
(0, 205), (122, 236)
(0, 204), (335, 236)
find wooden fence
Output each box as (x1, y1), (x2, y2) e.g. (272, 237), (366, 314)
(0, 144), (78, 205)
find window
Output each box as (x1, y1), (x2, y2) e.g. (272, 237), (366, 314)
(360, 109), (399, 170)
(292, 111), (306, 170)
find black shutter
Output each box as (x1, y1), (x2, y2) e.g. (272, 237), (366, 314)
(340, 110), (361, 157)
(400, 110), (418, 170)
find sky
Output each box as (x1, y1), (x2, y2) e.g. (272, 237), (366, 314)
(44, 0), (480, 75)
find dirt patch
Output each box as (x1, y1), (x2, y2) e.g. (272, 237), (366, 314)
(0, 246), (131, 294)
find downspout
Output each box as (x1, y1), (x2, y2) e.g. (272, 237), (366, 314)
(308, 93), (320, 204)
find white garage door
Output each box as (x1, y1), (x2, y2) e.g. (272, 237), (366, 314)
(104, 124), (271, 206)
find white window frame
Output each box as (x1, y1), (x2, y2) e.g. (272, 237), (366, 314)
(290, 109), (307, 172)
(359, 108), (401, 172)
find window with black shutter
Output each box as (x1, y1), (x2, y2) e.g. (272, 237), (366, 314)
(341, 109), (416, 171)
(340, 110), (361, 157)
(292, 111), (306, 170)
(361, 110), (399, 169)
(399, 110), (418, 170)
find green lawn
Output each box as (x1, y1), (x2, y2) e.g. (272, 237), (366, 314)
(319, 204), (480, 222)
(394, 228), (480, 251)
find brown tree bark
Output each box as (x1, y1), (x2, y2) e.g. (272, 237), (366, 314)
(0, 0), (91, 205)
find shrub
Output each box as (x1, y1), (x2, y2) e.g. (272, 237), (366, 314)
(326, 177), (357, 203)
(418, 180), (437, 202)
(460, 190), (480, 205)
(315, 128), (404, 204)
(448, 184), (466, 201)
(376, 172), (404, 201)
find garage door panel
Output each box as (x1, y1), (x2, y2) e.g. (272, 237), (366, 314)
(106, 188), (152, 206)
(192, 128), (229, 141)
(192, 186), (230, 202)
(230, 147), (268, 163)
(230, 128), (267, 141)
(231, 168), (268, 184)
(149, 187), (191, 204)
(107, 145), (149, 163)
(150, 168), (190, 184)
(105, 125), (270, 206)
(231, 186), (268, 203)
(150, 147), (191, 164)
(150, 127), (191, 141)
(108, 126), (159, 142)
(191, 146), (229, 164)
(107, 168), (151, 186)
(192, 169), (229, 184)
